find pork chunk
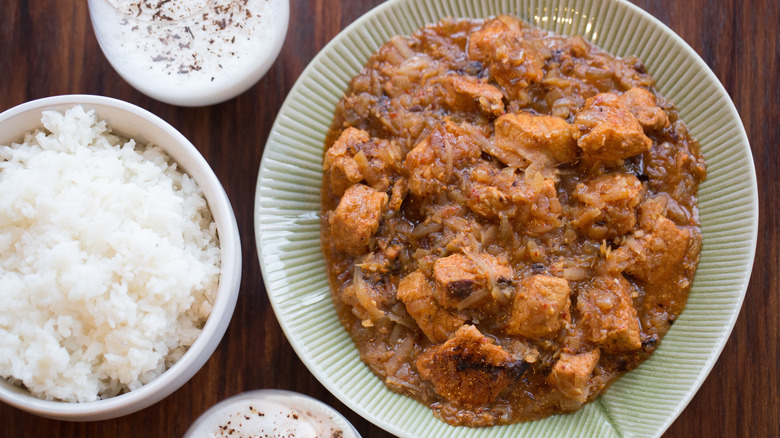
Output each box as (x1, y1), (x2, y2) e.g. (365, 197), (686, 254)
(440, 74), (505, 116)
(432, 253), (513, 309)
(324, 127), (402, 195)
(506, 275), (572, 338)
(417, 325), (517, 407)
(485, 112), (577, 168)
(468, 16), (545, 98)
(624, 215), (691, 282)
(577, 276), (641, 352)
(573, 92), (652, 164)
(569, 173), (643, 240)
(617, 87), (669, 132)
(404, 120), (484, 197)
(605, 196), (692, 282)
(465, 162), (562, 235)
(548, 349), (601, 402)
(329, 184), (388, 256)
(397, 271), (465, 343)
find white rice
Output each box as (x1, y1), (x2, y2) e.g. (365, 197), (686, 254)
(0, 106), (221, 402)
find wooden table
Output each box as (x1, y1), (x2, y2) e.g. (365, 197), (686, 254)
(1, 0), (777, 436)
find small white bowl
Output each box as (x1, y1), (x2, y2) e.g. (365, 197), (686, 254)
(0, 95), (242, 421)
(184, 390), (361, 438)
(88, 0), (290, 106)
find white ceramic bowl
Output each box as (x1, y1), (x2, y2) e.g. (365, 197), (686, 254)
(88, 0), (290, 106)
(0, 95), (242, 421)
(184, 390), (361, 438)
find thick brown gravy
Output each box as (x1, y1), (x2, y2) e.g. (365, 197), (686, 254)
(321, 16), (705, 426)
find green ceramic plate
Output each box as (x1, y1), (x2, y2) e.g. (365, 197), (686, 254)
(254, 0), (757, 436)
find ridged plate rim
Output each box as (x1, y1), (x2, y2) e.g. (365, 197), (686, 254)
(254, 0), (758, 437)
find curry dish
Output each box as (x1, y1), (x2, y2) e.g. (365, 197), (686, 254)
(320, 15), (706, 426)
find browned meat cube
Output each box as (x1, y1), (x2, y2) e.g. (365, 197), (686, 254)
(577, 276), (641, 352)
(636, 194), (668, 230)
(467, 16), (545, 98)
(603, 195), (693, 282)
(573, 92), (652, 164)
(397, 271), (465, 343)
(624, 215), (691, 282)
(324, 127), (402, 195)
(439, 74), (505, 116)
(432, 253), (513, 309)
(465, 173), (514, 220)
(416, 325), (513, 407)
(506, 275), (571, 338)
(467, 184), (516, 219)
(485, 112), (577, 168)
(328, 184), (388, 256)
(465, 162), (562, 235)
(569, 173), (643, 240)
(547, 349), (601, 402)
(636, 193), (693, 232)
(404, 120), (483, 197)
(617, 87), (669, 132)
(516, 167), (564, 236)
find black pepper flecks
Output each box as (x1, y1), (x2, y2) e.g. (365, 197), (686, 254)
(204, 402), (357, 438)
(113, 0), (262, 77)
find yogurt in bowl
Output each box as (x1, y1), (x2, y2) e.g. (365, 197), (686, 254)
(185, 390), (361, 438)
(88, 0), (289, 106)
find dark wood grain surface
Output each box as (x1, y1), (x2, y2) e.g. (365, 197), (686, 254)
(1, 0), (777, 436)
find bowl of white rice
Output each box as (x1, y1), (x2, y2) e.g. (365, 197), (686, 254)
(0, 95), (241, 421)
